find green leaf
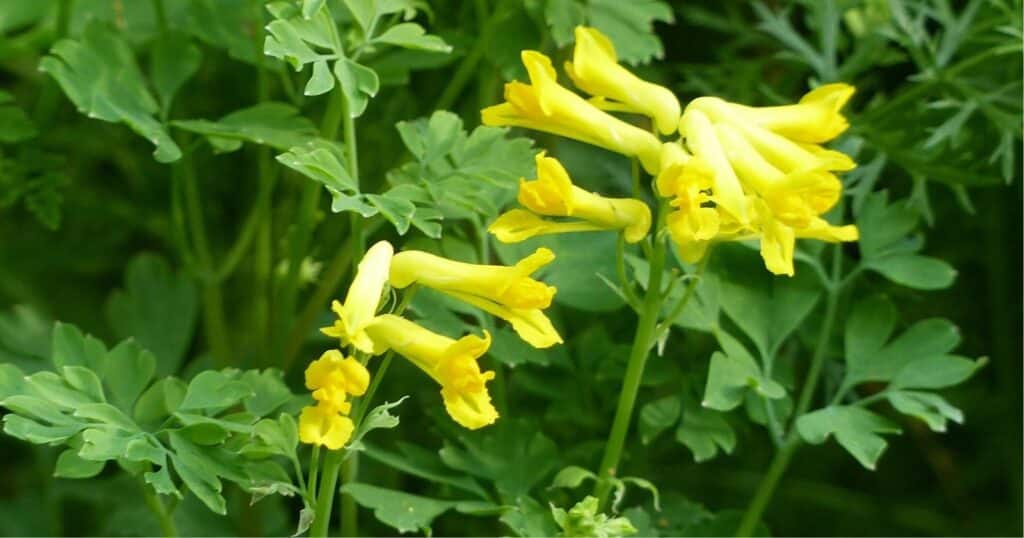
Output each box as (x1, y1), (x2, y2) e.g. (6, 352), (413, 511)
(586, 0), (674, 64)
(62, 366), (105, 402)
(149, 32), (201, 116)
(302, 0), (327, 19)
(366, 192), (416, 235)
(341, 0), (375, 34)
(703, 348), (784, 412)
(439, 419), (559, 500)
(246, 414), (298, 459)
(39, 24), (181, 162)
(501, 496), (558, 537)
(173, 103), (318, 152)
(101, 339), (156, 413)
(845, 296), (899, 361)
(264, 2), (335, 69)
(856, 192), (920, 259)
(347, 397), (406, 453)
(2, 414), (83, 444)
(74, 403), (138, 431)
(373, 23), (452, 52)
(638, 395), (680, 444)
(144, 465), (181, 498)
(362, 441), (490, 499)
(864, 254), (958, 290)
(277, 139), (356, 194)
(54, 448), (106, 479)
(796, 406), (901, 470)
(134, 377), (187, 427)
(333, 59), (380, 118)
(240, 369), (294, 417)
(549, 465), (598, 489)
(178, 370), (254, 411)
(341, 483), (455, 534)
(712, 245), (822, 355)
(52, 322), (107, 371)
(78, 428), (136, 461)
(846, 317), (962, 386)
(675, 404), (735, 463)
(887, 391), (964, 432)
(890, 355), (984, 390)
(544, 0), (586, 47)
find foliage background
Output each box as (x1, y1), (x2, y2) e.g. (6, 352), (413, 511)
(0, 0), (1020, 536)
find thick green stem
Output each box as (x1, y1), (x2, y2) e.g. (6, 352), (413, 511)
(593, 211), (668, 509)
(340, 455), (358, 537)
(311, 450), (344, 537)
(735, 243), (844, 535)
(141, 479), (178, 537)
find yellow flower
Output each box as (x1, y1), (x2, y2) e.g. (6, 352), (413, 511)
(304, 349), (371, 414)
(389, 248), (563, 348)
(750, 199), (858, 276)
(490, 153), (652, 243)
(321, 241), (393, 353)
(679, 108), (749, 223)
(564, 27), (681, 135)
(481, 51), (663, 174)
(298, 403), (355, 450)
(719, 83), (855, 143)
(364, 315), (498, 429)
(657, 147), (723, 263)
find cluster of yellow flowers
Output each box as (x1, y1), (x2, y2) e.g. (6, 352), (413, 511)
(483, 27), (859, 276)
(299, 242), (562, 449)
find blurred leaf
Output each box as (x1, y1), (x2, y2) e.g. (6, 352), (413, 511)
(173, 103), (318, 152)
(373, 23), (451, 52)
(863, 254), (957, 290)
(675, 402), (735, 463)
(341, 483), (455, 534)
(149, 32), (201, 117)
(106, 253), (198, 377)
(887, 391), (963, 433)
(638, 395), (680, 445)
(39, 23), (181, 162)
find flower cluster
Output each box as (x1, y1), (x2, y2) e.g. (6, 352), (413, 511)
(482, 26), (859, 276)
(300, 241), (562, 450)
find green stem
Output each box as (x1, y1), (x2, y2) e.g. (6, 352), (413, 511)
(735, 243), (844, 535)
(340, 455), (358, 537)
(615, 235), (642, 308)
(593, 205), (668, 509)
(791, 244), (843, 422)
(308, 445), (321, 502)
(180, 143), (231, 364)
(141, 478), (178, 537)
(310, 449), (344, 537)
(734, 438), (799, 537)
(433, 1), (505, 112)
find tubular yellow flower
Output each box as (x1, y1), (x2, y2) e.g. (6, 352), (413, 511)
(492, 153), (652, 243)
(298, 403), (355, 450)
(679, 108), (749, 223)
(750, 199), (859, 276)
(389, 248), (563, 348)
(364, 315), (499, 430)
(321, 241), (393, 353)
(391, 248), (556, 309)
(489, 209), (608, 243)
(724, 83), (855, 143)
(564, 26), (681, 135)
(481, 50), (663, 174)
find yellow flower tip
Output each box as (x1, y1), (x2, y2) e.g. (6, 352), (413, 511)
(621, 199), (652, 244)
(518, 154), (575, 216)
(568, 26), (681, 135)
(488, 209), (548, 243)
(501, 248), (557, 309)
(801, 83), (855, 113)
(298, 404), (355, 450)
(304, 349), (343, 390)
(759, 218), (796, 277)
(442, 386), (499, 429)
